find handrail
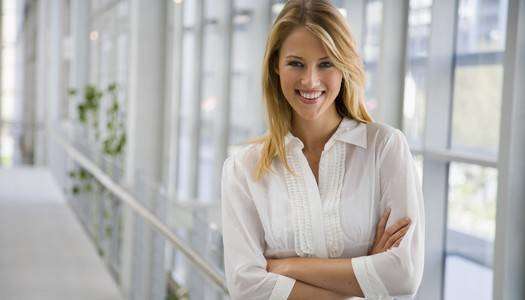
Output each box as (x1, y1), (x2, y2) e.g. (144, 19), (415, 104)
(0, 120), (45, 129)
(49, 128), (228, 294)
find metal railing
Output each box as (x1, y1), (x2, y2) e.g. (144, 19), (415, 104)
(48, 126), (228, 295)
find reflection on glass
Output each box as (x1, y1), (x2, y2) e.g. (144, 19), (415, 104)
(445, 162), (497, 300)
(363, 0), (383, 116)
(403, 0), (432, 146)
(230, 1), (269, 147)
(448, 163), (497, 242)
(451, 64), (503, 156)
(198, 0), (226, 203)
(451, 0), (507, 157)
(456, 0), (508, 54)
(1, 0), (19, 166)
(177, 0), (198, 200)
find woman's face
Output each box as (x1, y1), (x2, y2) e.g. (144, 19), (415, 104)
(276, 26), (343, 122)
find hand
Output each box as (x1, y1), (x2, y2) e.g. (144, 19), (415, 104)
(266, 258), (290, 276)
(368, 207), (411, 255)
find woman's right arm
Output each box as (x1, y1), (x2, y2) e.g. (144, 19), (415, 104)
(221, 156), (342, 300)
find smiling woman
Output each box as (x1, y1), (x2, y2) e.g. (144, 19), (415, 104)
(220, 1), (425, 299)
(276, 27), (343, 121)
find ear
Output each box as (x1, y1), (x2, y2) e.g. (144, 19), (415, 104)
(274, 61), (280, 75)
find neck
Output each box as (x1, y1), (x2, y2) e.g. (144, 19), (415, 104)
(290, 109), (343, 153)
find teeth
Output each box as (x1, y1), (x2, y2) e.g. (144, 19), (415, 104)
(299, 90), (323, 99)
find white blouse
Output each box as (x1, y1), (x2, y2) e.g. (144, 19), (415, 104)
(221, 118), (425, 300)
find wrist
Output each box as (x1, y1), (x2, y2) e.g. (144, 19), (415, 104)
(277, 258), (293, 277)
(283, 257), (303, 278)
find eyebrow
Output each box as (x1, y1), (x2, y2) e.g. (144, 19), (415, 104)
(285, 55), (330, 61)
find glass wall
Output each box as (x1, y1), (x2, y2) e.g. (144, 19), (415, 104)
(451, 0), (507, 157)
(165, 1), (510, 299)
(445, 0), (508, 298)
(16, 0), (516, 298)
(1, 0), (23, 166)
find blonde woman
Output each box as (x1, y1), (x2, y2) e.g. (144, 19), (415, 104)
(221, 0), (424, 299)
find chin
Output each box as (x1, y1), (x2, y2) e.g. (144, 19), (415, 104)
(294, 109), (323, 121)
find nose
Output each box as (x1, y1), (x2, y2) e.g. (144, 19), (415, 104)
(300, 65), (320, 88)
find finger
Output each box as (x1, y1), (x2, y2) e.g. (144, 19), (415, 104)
(391, 228), (408, 249)
(385, 224), (410, 249)
(378, 217), (411, 249)
(385, 217), (411, 237)
(374, 207), (391, 243)
(392, 236), (403, 248)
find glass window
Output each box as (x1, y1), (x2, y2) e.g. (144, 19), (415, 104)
(451, 0), (508, 157)
(177, 0), (198, 200)
(456, 0), (508, 54)
(403, 0), (432, 146)
(86, 0), (128, 169)
(445, 162), (497, 299)
(451, 63), (503, 156)
(198, 0), (227, 202)
(363, 0), (383, 118)
(1, 0), (20, 166)
(229, 1), (269, 148)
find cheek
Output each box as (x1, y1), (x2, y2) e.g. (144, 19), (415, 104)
(326, 73), (343, 94)
(279, 71), (298, 92)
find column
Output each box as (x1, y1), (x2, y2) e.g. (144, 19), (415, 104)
(120, 1), (168, 299)
(493, 0), (525, 298)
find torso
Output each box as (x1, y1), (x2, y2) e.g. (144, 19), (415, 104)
(227, 119), (400, 259)
(303, 149), (322, 185)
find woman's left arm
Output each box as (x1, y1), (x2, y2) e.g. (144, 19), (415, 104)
(268, 257), (364, 298)
(269, 129), (425, 298)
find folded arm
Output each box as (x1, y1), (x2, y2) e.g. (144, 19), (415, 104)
(268, 130), (425, 298)
(270, 257), (364, 298)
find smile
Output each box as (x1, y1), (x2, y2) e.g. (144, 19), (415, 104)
(295, 89), (325, 104)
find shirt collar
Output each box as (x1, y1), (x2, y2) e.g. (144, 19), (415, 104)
(284, 117), (368, 151)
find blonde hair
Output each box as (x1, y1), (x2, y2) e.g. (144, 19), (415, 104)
(254, 0), (373, 180)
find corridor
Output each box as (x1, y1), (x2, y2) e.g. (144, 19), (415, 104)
(0, 168), (122, 300)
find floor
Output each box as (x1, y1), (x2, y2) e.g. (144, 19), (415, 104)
(0, 167), (123, 300)
(444, 255), (493, 300)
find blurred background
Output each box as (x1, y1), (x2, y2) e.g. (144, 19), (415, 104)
(1, 0), (524, 299)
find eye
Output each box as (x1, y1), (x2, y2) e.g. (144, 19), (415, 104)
(287, 60), (304, 68)
(319, 61), (333, 68)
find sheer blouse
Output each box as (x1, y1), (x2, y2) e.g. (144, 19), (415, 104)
(221, 118), (425, 299)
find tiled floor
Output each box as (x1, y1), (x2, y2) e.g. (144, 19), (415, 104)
(0, 167), (123, 300)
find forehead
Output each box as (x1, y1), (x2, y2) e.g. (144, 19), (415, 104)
(279, 26), (328, 59)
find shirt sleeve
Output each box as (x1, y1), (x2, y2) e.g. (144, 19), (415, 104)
(351, 129), (425, 298)
(221, 155), (296, 300)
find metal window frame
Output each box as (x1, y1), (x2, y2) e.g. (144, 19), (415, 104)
(493, 0), (525, 298)
(187, 0), (205, 199)
(416, 0), (459, 299)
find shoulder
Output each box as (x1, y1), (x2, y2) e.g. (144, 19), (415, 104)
(222, 141), (263, 181)
(364, 122), (410, 162)
(365, 122), (404, 145)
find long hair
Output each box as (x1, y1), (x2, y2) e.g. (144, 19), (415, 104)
(254, 0), (373, 180)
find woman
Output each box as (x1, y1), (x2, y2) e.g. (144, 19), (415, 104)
(221, 0), (424, 299)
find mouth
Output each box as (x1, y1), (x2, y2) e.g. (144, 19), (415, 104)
(295, 89), (325, 104)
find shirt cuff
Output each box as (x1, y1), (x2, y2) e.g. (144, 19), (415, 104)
(269, 274), (296, 300)
(352, 256), (390, 299)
